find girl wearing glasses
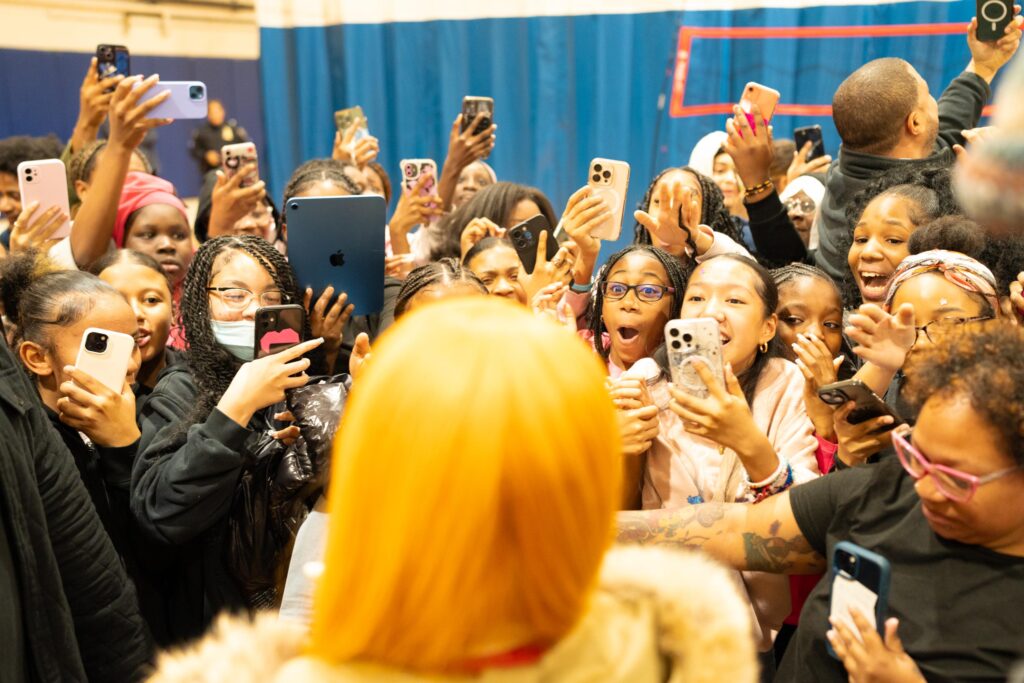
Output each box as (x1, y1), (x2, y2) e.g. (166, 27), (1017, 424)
(635, 254), (818, 655)
(131, 235), (325, 642)
(618, 320), (1024, 683)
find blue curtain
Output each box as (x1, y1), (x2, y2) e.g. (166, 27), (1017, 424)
(259, 1), (993, 257)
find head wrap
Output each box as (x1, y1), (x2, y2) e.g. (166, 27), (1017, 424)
(688, 131), (729, 177)
(114, 171), (189, 247)
(780, 175), (825, 206)
(884, 249), (999, 313)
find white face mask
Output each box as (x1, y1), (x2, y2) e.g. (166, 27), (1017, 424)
(210, 319), (255, 361)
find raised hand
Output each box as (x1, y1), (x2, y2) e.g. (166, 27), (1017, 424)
(71, 57), (122, 153)
(723, 102), (774, 194)
(846, 303), (916, 373)
(560, 187), (612, 284)
(304, 286), (354, 371)
(967, 5), (1023, 82)
(438, 112), (497, 210)
(787, 140), (833, 184)
(332, 117), (380, 167)
(9, 202), (68, 254)
(391, 174), (444, 242)
(634, 179), (713, 258)
(520, 233), (578, 301)
(207, 164), (267, 238)
(459, 217), (505, 260)
(108, 74), (173, 152)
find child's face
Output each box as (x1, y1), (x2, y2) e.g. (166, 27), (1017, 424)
(776, 277), (844, 359)
(848, 194), (916, 305)
(602, 252), (674, 370)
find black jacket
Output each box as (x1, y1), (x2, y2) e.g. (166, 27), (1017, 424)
(0, 336), (151, 682)
(813, 71), (990, 281)
(131, 364), (272, 640)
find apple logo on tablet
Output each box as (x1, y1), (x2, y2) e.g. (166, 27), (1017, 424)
(329, 250), (346, 267)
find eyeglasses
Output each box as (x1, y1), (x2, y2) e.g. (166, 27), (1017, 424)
(892, 425), (1021, 503)
(602, 281), (675, 303)
(785, 198), (816, 214)
(207, 287), (288, 309)
(914, 315), (992, 345)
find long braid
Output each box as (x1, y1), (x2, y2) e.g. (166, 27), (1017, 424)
(770, 262), (841, 301)
(280, 158), (360, 226)
(586, 244), (691, 360)
(181, 235), (313, 427)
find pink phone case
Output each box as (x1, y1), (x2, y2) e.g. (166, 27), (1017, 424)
(17, 159), (71, 239)
(739, 82), (781, 133)
(399, 159), (438, 198)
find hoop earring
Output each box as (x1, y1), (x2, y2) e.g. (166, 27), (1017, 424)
(759, 342), (768, 354)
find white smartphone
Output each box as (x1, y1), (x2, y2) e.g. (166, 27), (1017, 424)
(221, 142), (258, 187)
(587, 158), (630, 241)
(17, 159), (71, 239)
(135, 80), (209, 119)
(664, 318), (724, 399)
(75, 328), (136, 393)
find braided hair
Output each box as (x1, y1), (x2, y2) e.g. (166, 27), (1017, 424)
(280, 158), (360, 225)
(179, 235), (315, 424)
(770, 262), (841, 300)
(69, 139), (153, 185)
(633, 166), (744, 253)
(586, 244), (690, 361)
(395, 258), (486, 318)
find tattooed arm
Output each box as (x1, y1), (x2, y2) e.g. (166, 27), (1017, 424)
(616, 491), (827, 575)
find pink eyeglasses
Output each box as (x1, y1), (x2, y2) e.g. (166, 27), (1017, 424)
(892, 425), (1022, 503)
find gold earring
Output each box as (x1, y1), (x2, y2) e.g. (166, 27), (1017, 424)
(759, 342), (768, 353)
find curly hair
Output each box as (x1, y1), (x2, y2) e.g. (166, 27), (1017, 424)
(394, 258), (486, 318)
(0, 135), (64, 176)
(908, 215), (987, 259)
(903, 321), (1024, 465)
(585, 244), (690, 361)
(979, 234), (1024, 298)
(432, 182), (558, 262)
(632, 166), (744, 251)
(180, 235), (316, 424)
(838, 164), (960, 306)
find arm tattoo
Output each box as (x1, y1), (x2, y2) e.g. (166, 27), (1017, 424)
(742, 528), (820, 573)
(617, 503), (728, 547)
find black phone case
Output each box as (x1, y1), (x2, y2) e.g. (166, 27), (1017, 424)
(96, 44), (129, 80)
(461, 99), (493, 135)
(794, 125), (826, 161)
(976, 0), (1013, 41)
(254, 305), (306, 359)
(508, 215), (558, 275)
(818, 380), (897, 425)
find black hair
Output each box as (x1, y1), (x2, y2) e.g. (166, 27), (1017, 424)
(832, 58), (920, 155)
(657, 254), (782, 404)
(365, 161), (392, 205)
(179, 235), (316, 424)
(586, 244), (690, 361)
(980, 235), (1024, 300)
(632, 166), (744, 252)
(89, 248), (171, 288)
(0, 135), (64, 176)
(394, 258), (486, 318)
(908, 215), (987, 258)
(770, 262), (842, 304)
(904, 321), (1024, 465)
(69, 139), (153, 185)
(770, 139), (796, 179)
(433, 182), (558, 262)
(838, 164), (959, 307)
(0, 251), (123, 356)
(462, 236), (515, 268)
(280, 158), (360, 225)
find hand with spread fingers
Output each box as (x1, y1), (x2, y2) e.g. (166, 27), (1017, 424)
(846, 303), (916, 373)
(332, 117), (379, 168)
(634, 179), (714, 259)
(108, 74), (174, 152)
(304, 286), (354, 371)
(9, 202), (68, 255)
(791, 332), (844, 440)
(787, 140), (833, 183)
(72, 57), (123, 152)
(828, 611), (926, 683)
(57, 367), (140, 448)
(208, 163), (267, 239)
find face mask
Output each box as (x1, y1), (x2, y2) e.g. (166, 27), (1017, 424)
(210, 319), (255, 361)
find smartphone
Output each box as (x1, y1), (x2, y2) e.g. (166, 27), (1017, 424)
(818, 380), (899, 426)
(96, 44), (129, 85)
(399, 158), (438, 198)
(508, 214), (559, 275)
(664, 318), (724, 399)
(460, 96), (495, 136)
(254, 305), (306, 360)
(221, 142), (258, 188)
(17, 159), (72, 240)
(794, 125), (827, 161)
(586, 158), (630, 241)
(135, 81), (208, 120)
(740, 82), (781, 131)
(285, 195), (386, 314)
(976, 0), (1014, 41)
(75, 328), (136, 393)
(334, 105), (369, 140)
(828, 542), (891, 659)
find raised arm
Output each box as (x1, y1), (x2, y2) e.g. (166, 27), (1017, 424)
(617, 490), (826, 575)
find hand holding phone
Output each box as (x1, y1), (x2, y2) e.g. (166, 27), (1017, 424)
(586, 158), (630, 241)
(75, 328), (136, 393)
(665, 319), (724, 399)
(17, 160), (71, 240)
(96, 44), (130, 90)
(794, 125), (827, 162)
(975, 0), (1015, 41)
(334, 106), (369, 139)
(221, 142), (259, 187)
(818, 380), (899, 425)
(134, 80), (208, 120)
(508, 214), (559, 275)
(739, 82), (780, 134)
(254, 305), (306, 359)
(460, 96), (495, 136)
(61, 330), (139, 448)
(827, 542), (891, 659)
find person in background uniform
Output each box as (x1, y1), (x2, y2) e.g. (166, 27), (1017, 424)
(190, 100), (247, 178)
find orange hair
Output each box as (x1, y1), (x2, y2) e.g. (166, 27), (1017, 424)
(308, 297), (622, 672)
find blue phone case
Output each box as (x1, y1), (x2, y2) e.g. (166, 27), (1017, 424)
(827, 541), (891, 659)
(285, 195), (386, 314)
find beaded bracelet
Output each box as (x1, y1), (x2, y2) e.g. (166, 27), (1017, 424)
(747, 458), (794, 504)
(743, 178), (774, 199)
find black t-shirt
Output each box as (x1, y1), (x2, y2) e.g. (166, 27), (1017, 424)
(777, 457), (1024, 683)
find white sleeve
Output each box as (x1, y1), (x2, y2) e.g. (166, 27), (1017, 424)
(47, 236), (77, 271)
(696, 231), (751, 263)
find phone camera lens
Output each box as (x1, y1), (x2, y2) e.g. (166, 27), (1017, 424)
(668, 328), (678, 337)
(189, 85), (205, 101)
(25, 176), (33, 182)
(670, 340), (681, 350)
(591, 174), (601, 183)
(289, 202), (299, 211)
(602, 170), (611, 179)
(593, 164), (603, 172)
(85, 332), (108, 353)
(682, 333), (693, 343)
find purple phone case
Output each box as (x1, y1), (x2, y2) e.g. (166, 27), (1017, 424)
(135, 81), (209, 120)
